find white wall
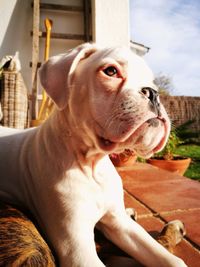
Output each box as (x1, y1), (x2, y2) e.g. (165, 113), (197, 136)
(0, 0), (17, 48)
(92, 0), (130, 47)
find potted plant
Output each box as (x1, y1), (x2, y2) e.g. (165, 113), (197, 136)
(147, 130), (191, 176)
(109, 149), (137, 167)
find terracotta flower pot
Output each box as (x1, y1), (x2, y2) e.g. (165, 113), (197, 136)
(109, 150), (137, 167)
(147, 157), (191, 176)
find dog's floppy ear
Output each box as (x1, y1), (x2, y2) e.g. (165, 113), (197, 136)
(39, 43), (98, 110)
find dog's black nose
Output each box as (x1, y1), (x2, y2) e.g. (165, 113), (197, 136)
(141, 87), (161, 116)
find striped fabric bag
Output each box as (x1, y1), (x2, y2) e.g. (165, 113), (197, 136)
(0, 71), (29, 129)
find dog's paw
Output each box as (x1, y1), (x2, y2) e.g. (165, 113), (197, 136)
(157, 220), (186, 252)
(125, 208), (137, 221)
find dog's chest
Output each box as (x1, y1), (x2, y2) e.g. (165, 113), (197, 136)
(89, 160), (124, 217)
(59, 159), (123, 224)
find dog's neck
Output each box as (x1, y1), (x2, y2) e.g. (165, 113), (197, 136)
(36, 109), (105, 175)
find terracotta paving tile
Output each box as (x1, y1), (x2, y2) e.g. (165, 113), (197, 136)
(136, 216), (164, 233)
(124, 191), (152, 216)
(128, 178), (200, 213)
(120, 168), (200, 213)
(161, 209), (200, 247)
(118, 163), (182, 184)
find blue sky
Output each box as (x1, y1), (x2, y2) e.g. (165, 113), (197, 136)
(130, 0), (200, 96)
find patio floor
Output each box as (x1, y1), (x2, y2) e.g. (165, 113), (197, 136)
(99, 163), (200, 267)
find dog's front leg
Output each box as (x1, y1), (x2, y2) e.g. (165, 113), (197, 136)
(98, 212), (187, 267)
(51, 220), (105, 267)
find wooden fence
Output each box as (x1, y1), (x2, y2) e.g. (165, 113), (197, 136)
(160, 95), (200, 133)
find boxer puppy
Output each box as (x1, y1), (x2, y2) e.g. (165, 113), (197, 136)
(0, 43), (187, 267)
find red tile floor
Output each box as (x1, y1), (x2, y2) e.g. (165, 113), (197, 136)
(100, 163), (200, 267)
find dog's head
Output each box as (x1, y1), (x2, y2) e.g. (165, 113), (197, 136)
(39, 43), (170, 158)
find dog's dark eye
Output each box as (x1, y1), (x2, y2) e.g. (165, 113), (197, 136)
(103, 66), (118, 77)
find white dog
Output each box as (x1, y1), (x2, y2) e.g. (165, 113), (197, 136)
(0, 43), (187, 267)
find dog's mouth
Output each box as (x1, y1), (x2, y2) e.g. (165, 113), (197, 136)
(98, 116), (169, 157)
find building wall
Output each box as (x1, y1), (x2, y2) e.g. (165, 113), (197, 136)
(91, 0), (130, 47)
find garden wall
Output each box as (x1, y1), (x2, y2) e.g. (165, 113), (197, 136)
(160, 95), (200, 133)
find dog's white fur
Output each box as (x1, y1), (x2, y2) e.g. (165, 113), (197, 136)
(0, 43), (187, 267)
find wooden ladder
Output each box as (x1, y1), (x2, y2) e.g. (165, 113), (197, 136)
(31, 0), (91, 123)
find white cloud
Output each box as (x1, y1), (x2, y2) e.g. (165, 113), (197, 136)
(130, 0), (200, 96)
